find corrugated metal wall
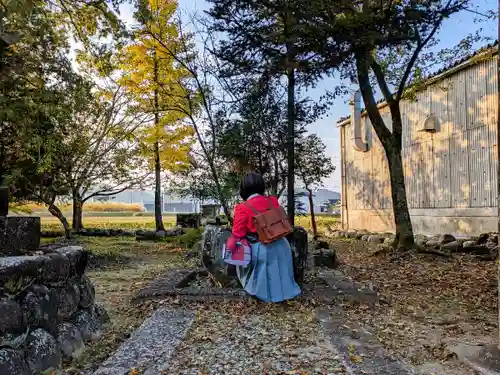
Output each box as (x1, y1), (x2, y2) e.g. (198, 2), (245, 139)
(345, 55), (498, 212)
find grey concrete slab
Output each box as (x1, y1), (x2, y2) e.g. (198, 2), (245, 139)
(92, 307), (195, 375)
(451, 344), (500, 375)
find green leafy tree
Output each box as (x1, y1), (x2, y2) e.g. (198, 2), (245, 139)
(216, 77), (326, 198)
(62, 85), (151, 231)
(0, 1), (76, 191)
(290, 0), (483, 248)
(206, 0), (336, 225)
(11, 78), (94, 236)
(296, 134), (335, 238)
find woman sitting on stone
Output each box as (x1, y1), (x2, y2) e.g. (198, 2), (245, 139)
(230, 172), (301, 302)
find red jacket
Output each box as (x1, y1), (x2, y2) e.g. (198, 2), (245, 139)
(232, 194), (280, 238)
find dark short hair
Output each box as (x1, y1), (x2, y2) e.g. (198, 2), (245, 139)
(239, 172), (265, 200)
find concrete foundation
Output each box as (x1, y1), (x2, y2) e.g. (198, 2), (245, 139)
(343, 207), (497, 238)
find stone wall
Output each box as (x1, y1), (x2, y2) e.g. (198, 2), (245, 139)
(0, 246), (108, 375)
(331, 229), (498, 259)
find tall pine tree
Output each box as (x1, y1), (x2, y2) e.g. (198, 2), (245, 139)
(206, 0), (331, 225)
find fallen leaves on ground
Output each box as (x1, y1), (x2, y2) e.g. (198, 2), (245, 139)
(331, 238), (496, 374)
(165, 301), (345, 375)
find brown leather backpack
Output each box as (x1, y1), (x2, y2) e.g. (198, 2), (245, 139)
(244, 197), (293, 244)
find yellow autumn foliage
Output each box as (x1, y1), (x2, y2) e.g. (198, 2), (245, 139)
(118, 0), (195, 173)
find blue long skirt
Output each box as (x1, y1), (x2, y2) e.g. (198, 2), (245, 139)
(236, 238), (301, 302)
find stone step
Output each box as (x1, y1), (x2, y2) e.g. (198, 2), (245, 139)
(93, 308), (195, 375)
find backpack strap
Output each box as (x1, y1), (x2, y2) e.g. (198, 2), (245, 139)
(266, 196), (273, 210)
(243, 201), (259, 214)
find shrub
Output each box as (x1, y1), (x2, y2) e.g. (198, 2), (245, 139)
(176, 228), (203, 249)
(296, 215), (340, 234)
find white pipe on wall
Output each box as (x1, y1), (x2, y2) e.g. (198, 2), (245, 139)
(351, 90), (368, 152)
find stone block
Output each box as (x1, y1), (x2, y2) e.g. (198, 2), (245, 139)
(367, 235), (385, 243)
(477, 233), (490, 245)
(426, 240), (440, 248)
(345, 230), (357, 238)
(55, 246), (88, 276)
(78, 275), (96, 309)
(0, 255), (45, 291)
(450, 343), (500, 375)
(21, 285), (58, 336)
(201, 224), (232, 279)
(94, 303), (110, 325)
(0, 186), (8, 216)
(355, 232), (366, 240)
(40, 253), (71, 283)
(462, 241), (490, 255)
(176, 213), (201, 229)
(0, 299), (24, 335)
(0, 349), (31, 375)
(312, 249), (337, 269)
(25, 328), (61, 374)
(92, 308), (194, 375)
(54, 284), (80, 320)
(57, 322), (85, 360)
(201, 204), (220, 219)
(438, 233), (456, 245)
(0, 331), (29, 350)
(415, 236), (428, 247)
(71, 307), (104, 342)
(0, 216), (41, 256)
(287, 227), (308, 285)
(199, 225), (308, 285)
(442, 241), (461, 252)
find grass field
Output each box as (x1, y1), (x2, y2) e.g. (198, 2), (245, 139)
(41, 215), (175, 232)
(41, 214), (339, 233)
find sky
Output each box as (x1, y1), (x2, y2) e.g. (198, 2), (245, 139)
(118, 0), (498, 192)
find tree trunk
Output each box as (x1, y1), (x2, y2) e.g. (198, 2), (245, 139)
(48, 203), (70, 238)
(286, 67), (296, 226)
(72, 194), (84, 231)
(307, 189), (318, 239)
(385, 137), (415, 249)
(153, 54), (165, 232)
(355, 50), (414, 250)
(154, 140), (165, 232)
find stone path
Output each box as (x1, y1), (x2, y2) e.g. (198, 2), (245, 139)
(93, 308), (195, 375)
(168, 308), (345, 374)
(92, 269), (415, 375)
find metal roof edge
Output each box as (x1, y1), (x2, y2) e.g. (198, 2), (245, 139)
(336, 41), (499, 126)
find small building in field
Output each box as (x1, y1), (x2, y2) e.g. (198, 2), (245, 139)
(337, 43), (498, 237)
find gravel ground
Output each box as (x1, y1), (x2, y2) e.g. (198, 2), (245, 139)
(167, 302), (346, 375)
